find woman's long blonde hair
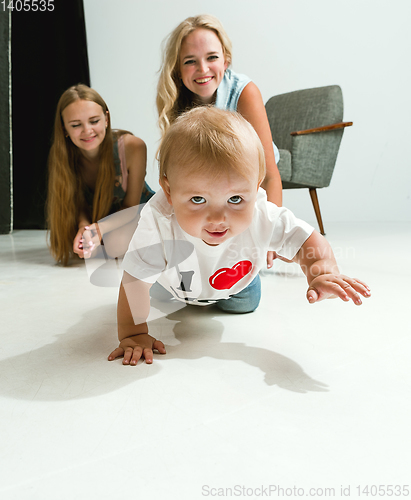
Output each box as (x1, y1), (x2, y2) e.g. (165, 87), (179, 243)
(47, 84), (121, 265)
(156, 14), (232, 139)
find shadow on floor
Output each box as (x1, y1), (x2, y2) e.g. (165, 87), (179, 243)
(0, 301), (327, 402)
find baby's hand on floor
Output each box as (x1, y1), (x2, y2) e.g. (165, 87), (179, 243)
(108, 333), (166, 365)
(307, 274), (371, 305)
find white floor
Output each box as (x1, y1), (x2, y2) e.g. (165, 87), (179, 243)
(0, 224), (410, 500)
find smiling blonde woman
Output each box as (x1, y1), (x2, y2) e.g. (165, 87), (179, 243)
(156, 14), (282, 218)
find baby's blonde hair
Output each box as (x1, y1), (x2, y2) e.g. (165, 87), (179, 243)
(159, 107), (265, 184)
(156, 14), (233, 138)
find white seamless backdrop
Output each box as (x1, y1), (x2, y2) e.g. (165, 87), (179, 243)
(83, 0), (411, 223)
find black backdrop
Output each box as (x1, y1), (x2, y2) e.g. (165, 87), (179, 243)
(11, 0), (90, 229)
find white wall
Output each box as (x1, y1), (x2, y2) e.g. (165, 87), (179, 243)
(83, 0), (411, 223)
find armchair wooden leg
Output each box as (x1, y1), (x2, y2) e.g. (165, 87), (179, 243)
(309, 188), (325, 235)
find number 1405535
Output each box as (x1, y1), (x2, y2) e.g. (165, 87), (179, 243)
(1, 0), (54, 12)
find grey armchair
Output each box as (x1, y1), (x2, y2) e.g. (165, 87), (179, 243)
(265, 85), (352, 235)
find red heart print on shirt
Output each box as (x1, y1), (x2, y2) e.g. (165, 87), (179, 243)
(209, 260), (253, 290)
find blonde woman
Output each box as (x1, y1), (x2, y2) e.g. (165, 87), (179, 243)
(156, 14), (282, 212)
(47, 84), (154, 265)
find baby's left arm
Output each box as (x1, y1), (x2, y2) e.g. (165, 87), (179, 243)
(293, 231), (371, 305)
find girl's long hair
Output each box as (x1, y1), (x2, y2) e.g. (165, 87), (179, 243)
(156, 14), (232, 139)
(46, 84), (123, 265)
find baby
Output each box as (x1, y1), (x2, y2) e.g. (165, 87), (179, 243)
(109, 107), (370, 365)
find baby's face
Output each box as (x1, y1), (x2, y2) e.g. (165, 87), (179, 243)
(162, 166), (260, 246)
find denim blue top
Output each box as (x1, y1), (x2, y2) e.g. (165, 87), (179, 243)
(215, 68), (251, 111)
(215, 68), (280, 163)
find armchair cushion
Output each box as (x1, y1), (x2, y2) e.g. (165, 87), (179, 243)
(277, 149), (292, 182)
(291, 130), (344, 187)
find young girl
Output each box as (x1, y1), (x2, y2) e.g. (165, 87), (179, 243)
(47, 84), (154, 266)
(156, 14), (283, 211)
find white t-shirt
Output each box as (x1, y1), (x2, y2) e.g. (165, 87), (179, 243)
(122, 189), (313, 305)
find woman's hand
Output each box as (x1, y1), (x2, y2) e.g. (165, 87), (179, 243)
(267, 251), (294, 269)
(82, 223), (102, 258)
(73, 226), (88, 258)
